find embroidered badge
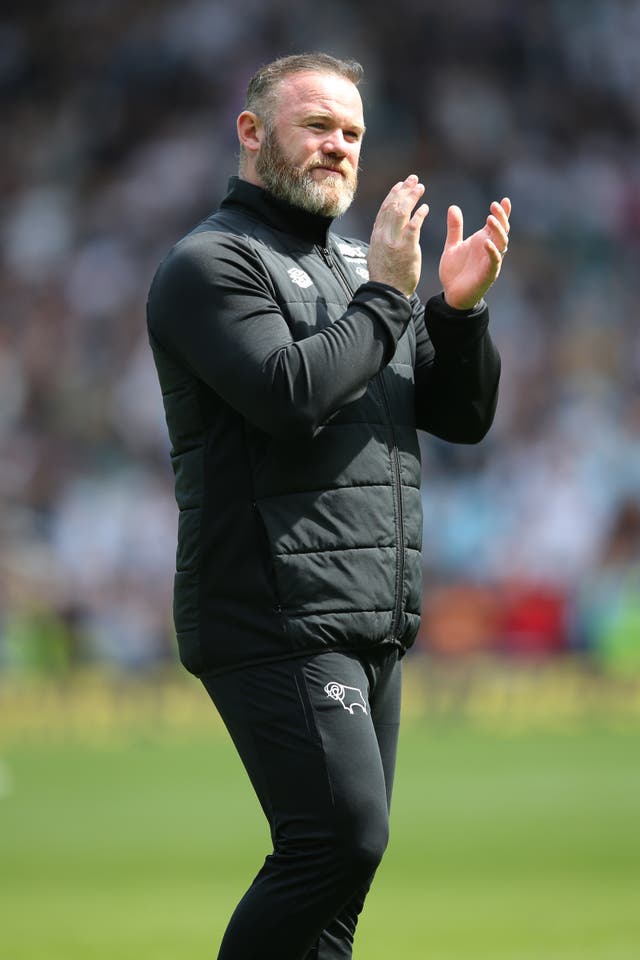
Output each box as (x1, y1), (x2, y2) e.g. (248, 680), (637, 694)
(324, 681), (368, 715)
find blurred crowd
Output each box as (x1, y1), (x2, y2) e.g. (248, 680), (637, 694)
(1, 0), (640, 676)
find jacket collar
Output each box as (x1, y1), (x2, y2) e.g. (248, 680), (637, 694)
(220, 176), (334, 246)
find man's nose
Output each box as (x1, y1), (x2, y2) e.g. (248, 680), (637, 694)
(321, 132), (348, 157)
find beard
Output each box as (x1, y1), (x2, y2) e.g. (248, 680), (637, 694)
(255, 125), (357, 218)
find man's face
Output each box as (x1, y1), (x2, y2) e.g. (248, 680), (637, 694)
(255, 71), (365, 218)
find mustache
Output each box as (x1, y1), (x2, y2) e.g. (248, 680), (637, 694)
(307, 161), (348, 174)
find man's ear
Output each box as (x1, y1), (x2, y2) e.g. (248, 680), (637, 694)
(237, 111), (263, 156)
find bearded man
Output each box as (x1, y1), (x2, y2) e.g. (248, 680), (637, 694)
(147, 51), (510, 960)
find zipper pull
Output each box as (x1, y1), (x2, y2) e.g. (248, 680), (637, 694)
(318, 245), (334, 268)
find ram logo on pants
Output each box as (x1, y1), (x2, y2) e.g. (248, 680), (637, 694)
(324, 682), (368, 715)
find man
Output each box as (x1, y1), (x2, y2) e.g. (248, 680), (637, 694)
(147, 52), (510, 960)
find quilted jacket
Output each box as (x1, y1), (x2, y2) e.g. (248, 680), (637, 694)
(146, 177), (501, 676)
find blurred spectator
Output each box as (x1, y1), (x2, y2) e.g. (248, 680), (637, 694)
(573, 499), (640, 675)
(2, 0), (640, 673)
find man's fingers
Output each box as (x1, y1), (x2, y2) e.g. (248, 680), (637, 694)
(490, 199), (511, 236)
(374, 176), (426, 241)
(408, 203), (429, 232)
(381, 176), (424, 213)
(381, 176), (417, 206)
(485, 237), (503, 266)
(445, 205), (464, 247)
(486, 214), (509, 253)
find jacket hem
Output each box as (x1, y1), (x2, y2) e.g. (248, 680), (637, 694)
(195, 638), (406, 681)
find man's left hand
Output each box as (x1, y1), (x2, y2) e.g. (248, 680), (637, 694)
(439, 198), (511, 310)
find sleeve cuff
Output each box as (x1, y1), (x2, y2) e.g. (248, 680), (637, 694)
(424, 292), (490, 352)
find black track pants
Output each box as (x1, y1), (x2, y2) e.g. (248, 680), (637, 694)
(201, 647), (402, 960)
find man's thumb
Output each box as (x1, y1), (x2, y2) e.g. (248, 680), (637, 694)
(446, 205), (463, 247)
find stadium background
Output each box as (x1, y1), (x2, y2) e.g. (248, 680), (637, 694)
(1, 2), (639, 959)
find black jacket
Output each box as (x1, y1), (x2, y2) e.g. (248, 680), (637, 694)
(147, 177), (500, 676)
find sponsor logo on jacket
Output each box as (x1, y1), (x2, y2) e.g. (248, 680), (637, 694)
(287, 267), (313, 289)
(336, 242), (369, 281)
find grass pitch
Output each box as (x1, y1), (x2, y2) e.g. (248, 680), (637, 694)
(1, 672), (639, 959)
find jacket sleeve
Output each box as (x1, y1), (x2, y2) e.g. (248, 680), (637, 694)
(412, 293), (501, 443)
(147, 232), (412, 439)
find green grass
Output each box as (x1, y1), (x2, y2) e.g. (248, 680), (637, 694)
(1, 706), (639, 957)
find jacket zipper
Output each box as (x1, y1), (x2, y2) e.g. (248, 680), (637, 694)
(316, 241), (405, 642)
(377, 383), (405, 642)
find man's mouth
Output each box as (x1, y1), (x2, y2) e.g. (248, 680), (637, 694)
(312, 165), (345, 177)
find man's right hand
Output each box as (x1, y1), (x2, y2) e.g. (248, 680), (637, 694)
(367, 175), (429, 298)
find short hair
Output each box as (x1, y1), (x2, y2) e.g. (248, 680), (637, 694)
(244, 52), (364, 127)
